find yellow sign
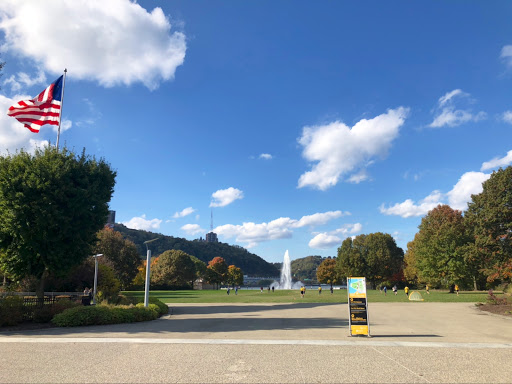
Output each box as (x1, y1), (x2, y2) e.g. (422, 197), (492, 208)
(347, 277), (370, 337)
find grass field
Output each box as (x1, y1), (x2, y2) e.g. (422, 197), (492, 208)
(122, 288), (498, 304)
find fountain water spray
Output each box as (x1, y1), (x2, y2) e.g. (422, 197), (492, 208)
(270, 250), (303, 289)
(280, 250), (292, 289)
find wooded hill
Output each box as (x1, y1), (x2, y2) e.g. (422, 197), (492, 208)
(114, 224), (279, 277)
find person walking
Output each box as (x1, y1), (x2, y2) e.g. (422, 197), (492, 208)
(330, 286), (334, 295)
(227, 287), (230, 295)
(404, 286), (409, 297)
(455, 284), (459, 296)
(300, 286), (305, 298)
(392, 285), (398, 295)
(318, 286), (322, 295)
(425, 284), (430, 294)
(383, 286), (387, 296)
(235, 286), (238, 295)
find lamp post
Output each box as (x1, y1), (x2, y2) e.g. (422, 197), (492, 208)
(143, 238), (160, 307)
(92, 254), (103, 305)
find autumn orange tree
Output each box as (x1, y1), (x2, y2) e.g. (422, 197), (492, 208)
(205, 257), (228, 289)
(316, 258), (338, 288)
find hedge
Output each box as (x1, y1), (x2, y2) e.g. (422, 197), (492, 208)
(51, 304), (159, 327)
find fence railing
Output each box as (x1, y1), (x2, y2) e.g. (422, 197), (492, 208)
(0, 293), (85, 321)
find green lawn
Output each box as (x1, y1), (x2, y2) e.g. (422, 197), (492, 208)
(122, 288), (497, 304)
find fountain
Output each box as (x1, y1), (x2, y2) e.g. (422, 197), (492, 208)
(280, 250), (292, 289)
(270, 250), (303, 289)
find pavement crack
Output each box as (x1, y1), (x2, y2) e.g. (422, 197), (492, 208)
(370, 346), (431, 383)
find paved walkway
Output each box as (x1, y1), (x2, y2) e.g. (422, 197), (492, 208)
(1, 302), (511, 383)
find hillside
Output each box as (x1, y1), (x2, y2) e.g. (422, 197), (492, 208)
(291, 255), (324, 282)
(114, 224), (279, 277)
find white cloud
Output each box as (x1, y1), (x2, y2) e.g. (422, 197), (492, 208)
(298, 107), (408, 190)
(294, 210), (348, 228)
(501, 111), (512, 125)
(181, 224), (204, 236)
(380, 171), (490, 217)
(429, 89), (486, 128)
(481, 150), (512, 171)
(380, 191), (443, 218)
(259, 153), (273, 160)
(334, 223), (363, 235)
(173, 207), (196, 219)
(309, 233), (341, 249)
(3, 70), (47, 92)
(0, 0), (186, 90)
(0, 93), (49, 154)
(501, 45), (512, 68)
(347, 170), (369, 184)
(210, 187), (244, 207)
(214, 210), (347, 248)
(54, 119), (72, 133)
(122, 214), (162, 231)
(446, 172), (490, 211)
(309, 223), (362, 249)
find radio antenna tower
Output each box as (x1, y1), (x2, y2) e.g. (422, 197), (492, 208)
(210, 209), (213, 232)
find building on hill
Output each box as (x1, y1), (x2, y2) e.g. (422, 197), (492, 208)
(205, 232), (218, 243)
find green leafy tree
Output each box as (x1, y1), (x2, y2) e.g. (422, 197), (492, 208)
(189, 255), (207, 282)
(151, 250), (196, 288)
(226, 264), (244, 287)
(412, 205), (474, 288)
(95, 227), (141, 289)
(0, 147), (116, 298)
(206, 256), (228, 289)
(465, 167), (512, 285)
(337, 233), (403, 288)
(316, 258), (338, 287)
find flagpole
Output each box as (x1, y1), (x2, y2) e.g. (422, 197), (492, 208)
(55, 68), (67, 150)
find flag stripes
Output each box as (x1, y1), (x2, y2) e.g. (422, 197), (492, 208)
(7, 76), (63, 133)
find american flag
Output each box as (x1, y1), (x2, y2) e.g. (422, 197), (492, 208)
(7, 75), (64, 133)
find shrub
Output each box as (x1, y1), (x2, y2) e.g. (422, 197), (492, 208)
(0, 296), (24, 326)
(51, 304), (159, 327)
(32, 299), (80, 323)
(130, 297), (168, 316)
(487, 290), (509, 305)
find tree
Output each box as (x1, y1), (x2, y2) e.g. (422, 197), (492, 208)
(336, 236), (367, 280)
(95, 227), (141, 289)
(151, 250), (196, 288)
(316, 258), (338, 288)
(205, 256), (228, 289)
(403, 238), (420, 285)
(337, 233), (403, 288)
(411, 205), (474, 288)
(226, 265), (244, 287)
(0, 147), (116, 297)
(189, 255), (207, 282)
(465, 167), (512, 285)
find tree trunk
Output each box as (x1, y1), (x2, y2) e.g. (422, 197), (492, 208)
(36, 268), (49, 299)
(473, 276), (477, 291)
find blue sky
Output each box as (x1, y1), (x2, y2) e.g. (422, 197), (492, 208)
(1, 1), (512, 263)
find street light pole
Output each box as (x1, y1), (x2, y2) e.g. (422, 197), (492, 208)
(143, 238), (159, 307)
(92, 254), (103, 305)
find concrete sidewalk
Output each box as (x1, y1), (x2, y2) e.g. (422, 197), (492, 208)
(1, 302), (511, 383)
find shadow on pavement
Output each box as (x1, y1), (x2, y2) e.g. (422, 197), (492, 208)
(1, 302), (348, 337)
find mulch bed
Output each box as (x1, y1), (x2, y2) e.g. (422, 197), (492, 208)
(478, 303), (512, 317)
